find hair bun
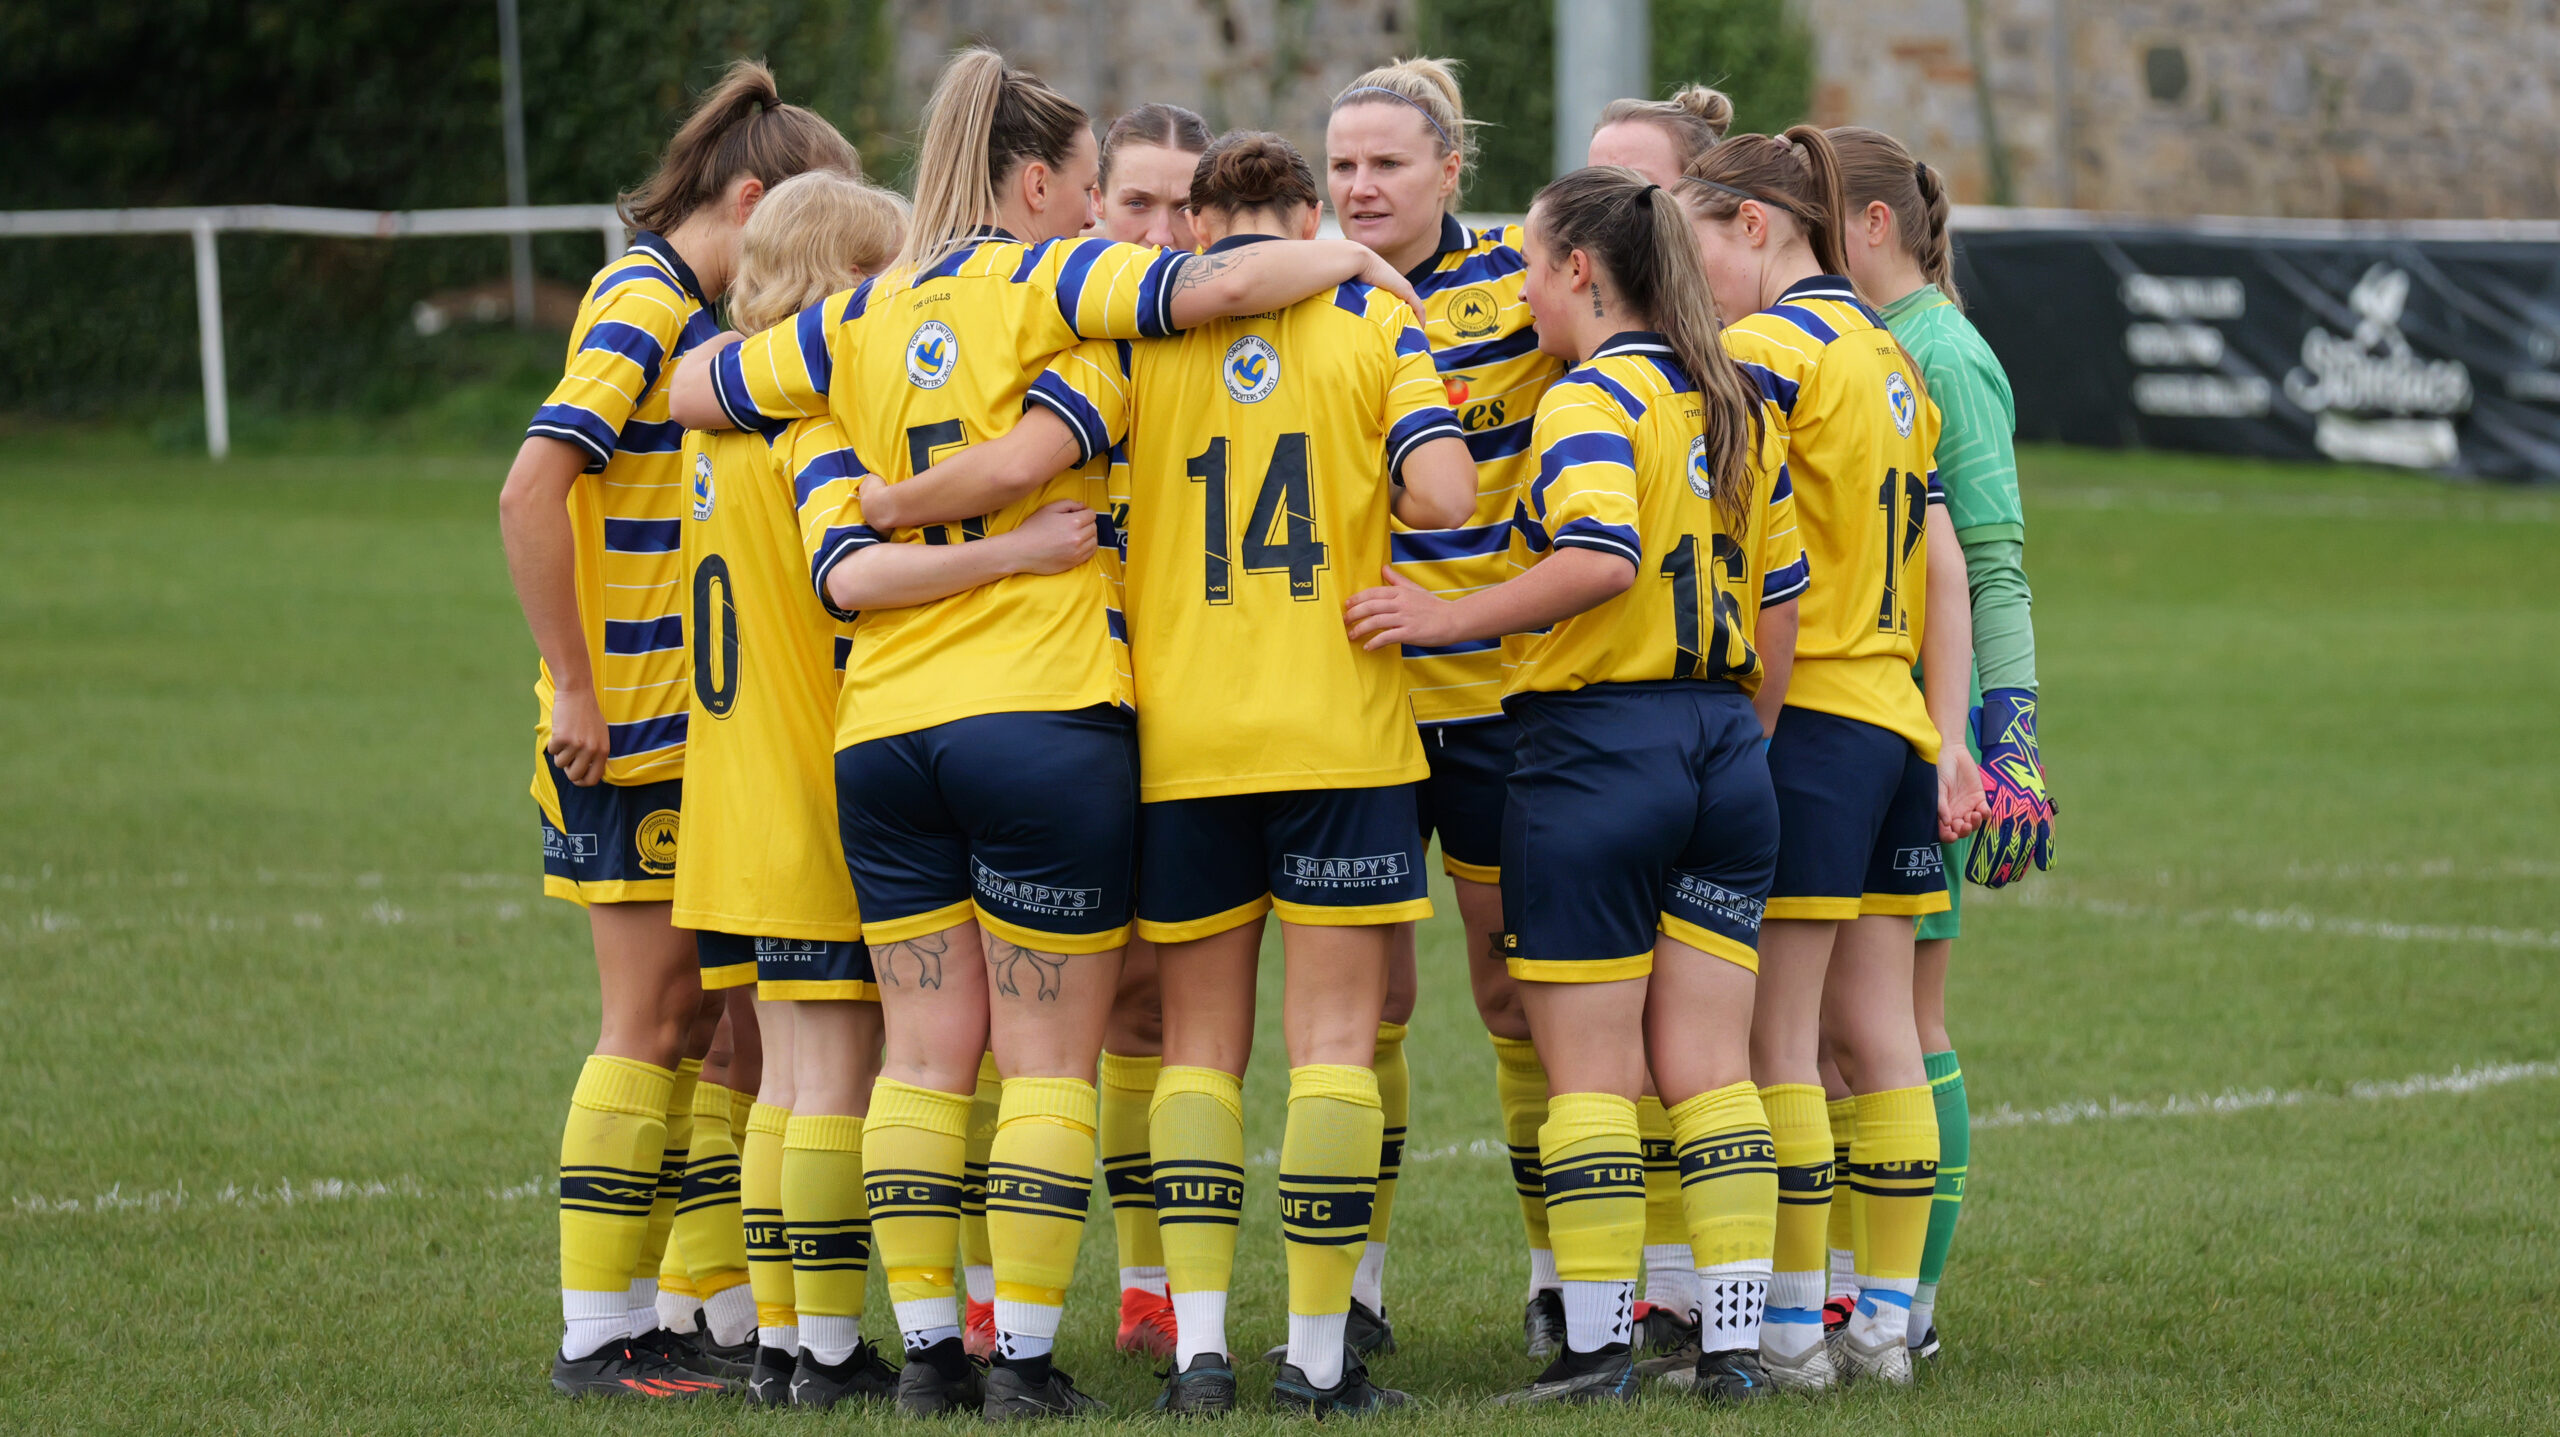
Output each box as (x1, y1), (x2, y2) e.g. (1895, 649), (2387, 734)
(1671, 85), (1734, 138)
(1188, 130), (1320, 215)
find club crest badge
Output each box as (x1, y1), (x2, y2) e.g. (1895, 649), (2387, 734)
(690, 450), (715, 520)
(1886, 370), (1917, 438)
(1224, 335), (1280, 403)
(906, 320), (956, 389)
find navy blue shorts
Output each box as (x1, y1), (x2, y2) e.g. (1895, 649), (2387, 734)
(695, 931), (880, 1002)
(1764, 707), (1949, 921)
(1416, 717), (1515, 882)
(1136, 784), (1434, 942)
(536, 753), (682, 906)
(1498, 682), (1778, 982)
(836, 706), (1138, 954)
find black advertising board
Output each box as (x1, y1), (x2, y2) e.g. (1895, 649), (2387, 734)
(1949, 216), (2560, 482)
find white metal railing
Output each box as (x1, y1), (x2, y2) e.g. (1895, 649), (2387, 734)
(10, 201), (2555, 461)
(0, 204), (625, 458)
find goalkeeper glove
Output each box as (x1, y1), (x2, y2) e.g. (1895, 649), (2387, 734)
(1965, 687), (2054, 887)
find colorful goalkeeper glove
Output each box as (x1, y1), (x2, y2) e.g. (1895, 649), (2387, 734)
(1966, 687), (2053, 887)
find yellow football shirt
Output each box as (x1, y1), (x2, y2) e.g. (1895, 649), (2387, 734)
(1722, 277), (1945, 759)
(1030, 257), (1460, 800)
(710, 230), (1190, 750)
(1390, 217), (1570, 724)
(523, 233), (721, 788)
(670, 419), (863, 943)
(1502, 333), (1805, 698)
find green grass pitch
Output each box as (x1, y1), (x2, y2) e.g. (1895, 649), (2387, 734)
(4, 440), (2558, 1433)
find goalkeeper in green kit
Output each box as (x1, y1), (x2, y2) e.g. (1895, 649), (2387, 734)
(1828, 125), (2055, 1364)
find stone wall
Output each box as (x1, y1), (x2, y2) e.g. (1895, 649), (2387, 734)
(1798, 0), (2560, 218)
(891, 0), (1418, 175)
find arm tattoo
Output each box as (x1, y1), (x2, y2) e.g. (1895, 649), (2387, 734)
(986, 937), (1074, 1002)
(876, 930), (949, 990)
(1166, 248), (1240, 298)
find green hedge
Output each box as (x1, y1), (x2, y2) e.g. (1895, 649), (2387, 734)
(1, 0), (1801, 424)
(0, 0), (893, 421)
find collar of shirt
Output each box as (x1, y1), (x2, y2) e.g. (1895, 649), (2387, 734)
(1877, 285), (1950, 324)
(629, 231), (709, 307)
(1591, 329), (1674, 361)
(1401, 212), (1471, 287)
(1774, 273), (1860, 305)
(1204, 232), (1290, 255)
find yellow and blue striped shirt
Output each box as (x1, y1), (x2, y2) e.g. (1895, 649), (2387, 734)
(1722, 276), (1945, 758)
(1029, 248), (1460, 800)
(712, 229), (1191, 750)
(524, 232), (721, 785)
(1390, 217), (1570, 725)
(1503, 332), (1806, 698)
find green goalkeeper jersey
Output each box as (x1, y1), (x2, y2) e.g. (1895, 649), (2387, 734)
(1879, 285), (2037, 694)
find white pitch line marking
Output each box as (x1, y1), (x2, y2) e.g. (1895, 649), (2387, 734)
(1989, 888), (2560, 950)
(1974, 1060), (2558, 1131)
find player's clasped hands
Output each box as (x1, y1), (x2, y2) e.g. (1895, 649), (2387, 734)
(1001, 499), (1101, 574)
(1343, 567), (1455, 651)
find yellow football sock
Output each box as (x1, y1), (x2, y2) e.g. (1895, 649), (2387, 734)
(558, 1056), (672, 1353)
(1542, 1091), (1645, 1352)
(1490, 1036), (1553, 1263)
(1098, 1051), (1165, 1286)
(986, 1077), (1098, 1357)
(1541, 1091), (1645, 1283)
(1368, 1024), (1409, 1250)
(864, 1078), (972, 1336)
(1763, 1084), (1832, 1288)
(784, 1113), (869, 1321)
(1670, 1083), (1776, 1269)
(1848, 1085), (1939, 1283)
(1826, 1094), (1858, 1287)
(1151, 1066), (1244, 1363)
(658, 1241), (694, 1305)
(1279, 1064), (1382, 1321)
(742, 1102), (795, 1338)
(729, 1086), (756, 1143)
(636, 1058), (702, 1292)
(961, 1053), (1000, 1291)
(678, 1081), (749, 1302)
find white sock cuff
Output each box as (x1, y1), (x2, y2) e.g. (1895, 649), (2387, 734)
(761, 1323), (801, 1356)
(800, 1314), (860, 1366)
(1287, 1310), (1349, 1389)
(963, 1264), (995, 1304)
(1528, 1247), (1560, 1295)
(1172, 1289), (1230, 1365)
(702, 1283), (758, 1347)
(1561, 1279), (1636, 1352)
(1767, 1270), (1825, 1313)
(893, 1296), (959, 1338)
(993, 1297), (1063, 1341)
(623, 1277), (659, 1313)
(1352, 1242), (1389, 1308)
(1120, 1266), (1169, 1296)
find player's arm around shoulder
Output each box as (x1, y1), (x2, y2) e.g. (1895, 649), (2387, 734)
(1368, 288), (1474, 530)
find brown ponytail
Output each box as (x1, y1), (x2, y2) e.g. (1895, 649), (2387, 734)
(1100, 103), (1212, 189)
(899, 48), (1092, 276)
(1830, 125), (1960, 307)
(1595, 84), (1734, 172)
(1678, 123), (1851, 281)
(1187, 131), (1321, 219)
(618, 59), (859, 237)
(1530, 166), (1762, 537)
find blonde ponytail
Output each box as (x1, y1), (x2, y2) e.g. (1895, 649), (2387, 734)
(898, 48), (1090, 277)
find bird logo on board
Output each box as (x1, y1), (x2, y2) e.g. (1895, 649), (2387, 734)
(906, 320), (957, 389)
(1685, 433), (1716, 500)
(636, 810), (681, 876)
(690, 451), (715, 521)
(1885, 370), (1917, 438)
(1449, 286), (1501, 339)
(1224, 335), (1280, 403)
